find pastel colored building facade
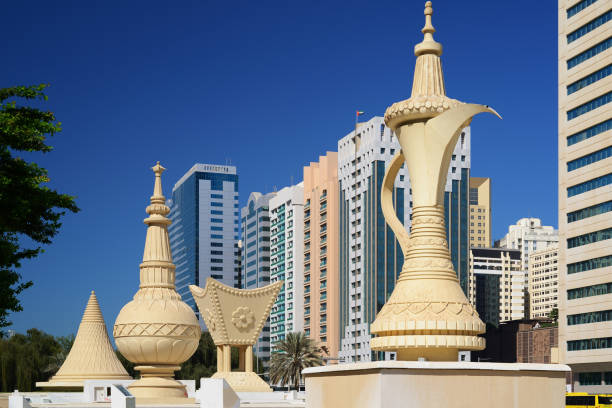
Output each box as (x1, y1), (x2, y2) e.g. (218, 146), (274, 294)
(337, 116), (471, 362)
(168, 164), (240, 321)
(269, 183), (305, 351)
(529, 245), (559, 319)
(558, 0), (612, 392)
(468, 248), (525, 326)
(469, 177), (491, 248)
(303, 152), (340, 361)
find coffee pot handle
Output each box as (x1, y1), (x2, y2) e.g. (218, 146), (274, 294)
(381, 152), (411, 254)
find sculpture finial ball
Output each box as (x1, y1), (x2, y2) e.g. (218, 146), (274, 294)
(152, 161), (166, 175)
(425, 1), (432, 14)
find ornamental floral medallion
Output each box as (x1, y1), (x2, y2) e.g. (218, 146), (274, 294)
(232, 306), (255, 330)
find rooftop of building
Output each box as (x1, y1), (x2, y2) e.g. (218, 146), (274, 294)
(172, 163), (237, 191)
(471, 247), (521, 260)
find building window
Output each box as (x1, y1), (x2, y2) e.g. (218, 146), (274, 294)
(578, 372), (602, 386)
(567, 118), (612, 146)
(568, 255), (612, 274)
(568, 282), (612, 300)
(567, 227), (612, 248)
(567, 64), (612, 95)
(567, 10), (611, 44)
(567, 146), (612, 172)
(567, 0), (599, 19)
(567, 92), (611, 120)
(567, 173), (612, 197)
(567, 200), (612, 222)
(567, 37), (612, 70)
(567, 309), (612, 325)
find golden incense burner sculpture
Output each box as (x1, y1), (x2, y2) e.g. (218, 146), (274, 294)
(190, 278), (282, 392)
(114, 163), (201, 403)
(370, 1), (500, 361)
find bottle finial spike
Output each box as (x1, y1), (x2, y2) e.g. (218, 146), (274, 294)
(414, 1), (442, 56)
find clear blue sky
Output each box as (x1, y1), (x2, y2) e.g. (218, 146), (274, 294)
(2, 0), (558, 337)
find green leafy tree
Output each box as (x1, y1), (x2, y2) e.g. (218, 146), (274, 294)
(548, 308), (559, 325)
(0, 328), (64, 391)
(0, 84), (79, 332)
(269, 332), (323, 390)
(44, 333), (74, 375)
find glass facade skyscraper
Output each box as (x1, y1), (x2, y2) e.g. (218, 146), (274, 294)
(240, 191), (276, 371)
(168, 164), (239, 323)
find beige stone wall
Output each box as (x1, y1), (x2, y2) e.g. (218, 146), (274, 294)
(469, 177), (491, 248)
(558, 0), (612, 391)
(303, 152), (339, 360)
(304, 362), (569, 408)
(529, 245), (559, 319)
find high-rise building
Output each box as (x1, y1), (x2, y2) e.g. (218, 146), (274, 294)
(497, 218), (558, 318)
(558, 0), (612, 392)
(468, 247), (524, 326)
(303, 152), (340, 362)
(337, 116), (471, 362)
(529, 245), (559, 319)
(235, 240), (243, 288)
(469, 177), (492, 248)
(497, 218), (559, 274)
(240, 191), (276, 370)
(168, 164), (239, 322)
(269, 183), (305, 352)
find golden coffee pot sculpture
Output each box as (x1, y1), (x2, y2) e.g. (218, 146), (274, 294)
(114, 163), (201, 403)
(190, 278), (282, 392)
(370, 1), (500, 361)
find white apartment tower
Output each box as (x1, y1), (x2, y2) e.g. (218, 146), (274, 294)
(498, 218), (559, 275)
(269, 183), (305, 351)
(529, 245), (560, 319)
(337, 116), (472, 362)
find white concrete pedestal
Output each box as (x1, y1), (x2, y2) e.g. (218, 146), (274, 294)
(302, 361), (570, 408)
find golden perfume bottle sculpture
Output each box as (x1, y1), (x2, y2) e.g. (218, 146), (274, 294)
(114, 163), (201, 402)
(190, 278), (283, 392)
(369, 1), (500, 361)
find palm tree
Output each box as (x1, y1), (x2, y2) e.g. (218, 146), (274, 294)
(270, 332), (323, 390)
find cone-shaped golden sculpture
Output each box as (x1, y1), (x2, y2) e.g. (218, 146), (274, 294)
(190, 278), (283, 392)
(370, 1), (500, 361)
(114, 162), (201, 403)
(36, 291), (131, 389)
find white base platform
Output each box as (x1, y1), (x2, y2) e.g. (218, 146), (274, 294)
(302, 361), (570, 408)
